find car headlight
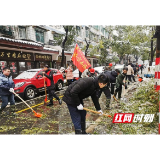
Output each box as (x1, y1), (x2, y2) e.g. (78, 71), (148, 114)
(15, 82), (25, 88)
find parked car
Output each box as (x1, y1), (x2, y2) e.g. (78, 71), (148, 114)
(13, 69), (64, 99)
(94, 66), (105, 75)
(73, 69), (79, 78)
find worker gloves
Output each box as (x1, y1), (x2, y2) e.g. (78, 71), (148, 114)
(97, 110), (103, 115)
(9, 88), (14, 93)
(77, 104), (103, 116)
(77, 104), (84, 110)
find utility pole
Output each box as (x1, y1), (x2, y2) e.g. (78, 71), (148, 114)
(153, 26), (160, 134)
(154, 26), (160, 90)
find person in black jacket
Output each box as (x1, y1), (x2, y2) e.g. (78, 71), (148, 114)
(140, 64), (144, 74)
(42, 65), (62, 106)
(62, 74), (109, 134)
(96, 68), (118, 110)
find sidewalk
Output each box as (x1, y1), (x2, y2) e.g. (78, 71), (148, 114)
(86, 76), (158, 134)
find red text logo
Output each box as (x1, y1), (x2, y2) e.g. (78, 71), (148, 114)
(112, 113), (134, 123)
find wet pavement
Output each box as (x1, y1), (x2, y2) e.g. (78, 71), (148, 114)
(0, 72), (158, 134)
(0, 87), (107, 134)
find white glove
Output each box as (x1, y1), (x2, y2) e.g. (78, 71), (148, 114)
(77, 104), (83, 110)
(9, 88), (14, 93)
(97, 110), (103, 115)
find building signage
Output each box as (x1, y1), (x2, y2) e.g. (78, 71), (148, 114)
(0, 49), (34, 61)
(35, 53), (52, 61)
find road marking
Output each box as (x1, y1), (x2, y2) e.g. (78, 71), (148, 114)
(15, 95), (64, 114)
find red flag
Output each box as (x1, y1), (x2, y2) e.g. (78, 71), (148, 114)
(71, 44), (91, 73)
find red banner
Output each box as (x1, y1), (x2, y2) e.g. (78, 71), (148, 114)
(71, 44), (91, 73)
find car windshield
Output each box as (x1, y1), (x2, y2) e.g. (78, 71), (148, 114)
(14, 71), (38, 79)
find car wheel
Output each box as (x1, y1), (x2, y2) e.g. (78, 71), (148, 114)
(56, 81), (63, 90)
(25, 87), (35, 99)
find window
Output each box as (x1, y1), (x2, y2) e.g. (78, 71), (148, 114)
(37, 71), (43, 76)
(0, 25), (13, 36)
(76, 26), (81, 36)
(101, 28), (104, 34)
(19, 62), (35, 74)
(35, 29), (44, 43)
(19, 27), (26, 39)
(93, 25), (99, 31)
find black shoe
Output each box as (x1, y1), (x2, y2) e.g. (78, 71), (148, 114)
(75, 129), (82, 134)
(81, 122), (90, 134)
(58, 99), (62, 105)
(47, 102), (53, 106)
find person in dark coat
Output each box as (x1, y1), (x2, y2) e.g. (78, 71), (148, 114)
(131, 66), (136, 82)
(0, 67), (15, 112)
(96, 68), (118, 109)
(140, 64), (144, 74)
(62, 74), (110, 134)
(114, 68), (127, 99)
(42, 65), (62, 106)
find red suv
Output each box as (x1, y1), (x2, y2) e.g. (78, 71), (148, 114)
(13, 69), (64, 99)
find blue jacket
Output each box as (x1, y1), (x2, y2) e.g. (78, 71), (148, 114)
(0, 73), (15, 96)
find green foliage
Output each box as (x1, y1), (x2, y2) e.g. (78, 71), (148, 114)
(106, 25), (156, 62)
(54, 26), (77, 50)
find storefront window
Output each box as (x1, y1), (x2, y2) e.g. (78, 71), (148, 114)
(8, 61), (18, 78)
(19, 62), (26, 73)
(19, 62), (35, 74)
(0, 61), (7, 73)
(39, 62), (51, 68)
(54, 56), (66, 70)
(26, 62), (34, 70)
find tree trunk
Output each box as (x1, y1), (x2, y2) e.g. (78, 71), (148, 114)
(61, 48), (65, 67)
(150, 36), (154, 66)
(150, 27), (156, 66)
(136, 55), (138, 62)
(85, 38), (90, 57)
(61, 27), (68, 67)
(156, 26), (160, 58)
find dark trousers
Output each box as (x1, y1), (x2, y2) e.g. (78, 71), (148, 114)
(96, 86), (111, 99)
(1, 94), (15, 110)
(115, 85), (122, 99)
(131, 75), (135, 82)
(67, 104), (86, 130)
(126, 75), (132, 83)
(140, 69), (143, 74)
(48, 89), (59, 103)
(111, 83), (115, 95)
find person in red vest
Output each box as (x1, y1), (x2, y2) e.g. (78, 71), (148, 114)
(43, 65), (62, 106)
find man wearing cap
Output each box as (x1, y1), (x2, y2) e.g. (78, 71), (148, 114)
(87, 68), (97, 78)
(42, 65), (62, 106)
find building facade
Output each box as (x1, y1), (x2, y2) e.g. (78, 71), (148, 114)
(0, 25), (108, 78)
